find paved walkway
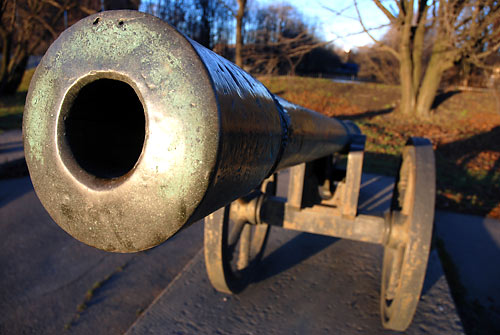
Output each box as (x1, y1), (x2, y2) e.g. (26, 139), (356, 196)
(127, 235), (463, 334)
(434, 211), (500, 333)
(0, 176), (204, 334)
(126, 172), (464, 334)
(0, 129), (23, 164)
(0, 130), (27, 179)
(0, 171), (464, 334)
(0, 130), (498, 334)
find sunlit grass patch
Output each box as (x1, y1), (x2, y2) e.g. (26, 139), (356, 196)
(260, 75), (500, 218)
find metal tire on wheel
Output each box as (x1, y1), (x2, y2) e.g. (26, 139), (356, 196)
(381, 137), (436, 331)
(204, 175), (275, 294)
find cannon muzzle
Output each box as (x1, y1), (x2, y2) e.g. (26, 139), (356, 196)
(23, 10), (358, 252)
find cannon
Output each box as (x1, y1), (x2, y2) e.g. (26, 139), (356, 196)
(23, 10), (436, 331)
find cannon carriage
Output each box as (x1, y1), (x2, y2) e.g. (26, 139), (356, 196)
(23, 10), (435, 331)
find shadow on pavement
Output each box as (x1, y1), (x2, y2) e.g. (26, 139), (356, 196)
(0, 158), (29, 180)
(255, 232), (339, 283)
(0, 175), (32, 207)
(435, 211), (500, 335)
(421, 248), (447, 297)
(0, 141), (23, 154)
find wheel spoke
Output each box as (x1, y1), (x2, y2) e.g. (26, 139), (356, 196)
(384, 245), (404, 301)
(237, 225), (251, 270)
(227, 220), (245, 254)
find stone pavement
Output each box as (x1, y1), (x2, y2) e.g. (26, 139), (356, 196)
(0, 176), (204, 334)
(126, 173), (464, 335)
(0, 129), (23, 164)
(0, 130), (27, 179)
(1, 130), (498, 334)
(127, 237), (463, 335)
(434, 211), (500, 333)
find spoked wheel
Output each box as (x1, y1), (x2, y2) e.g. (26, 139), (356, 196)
(204, 175), (276, 294)
(381, 138), (436, 331)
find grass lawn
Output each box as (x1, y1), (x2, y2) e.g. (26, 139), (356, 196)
(0, 69), (35, 133)
(260, 76), (500, 219)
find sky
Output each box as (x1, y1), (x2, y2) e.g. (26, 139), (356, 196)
(256, 0), (391, 52)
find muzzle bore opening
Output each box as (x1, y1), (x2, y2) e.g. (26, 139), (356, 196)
(63, 78), (146, 179)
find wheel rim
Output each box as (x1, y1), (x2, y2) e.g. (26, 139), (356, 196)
(381, 138), (436, 331)
(204, 175), (275, 294)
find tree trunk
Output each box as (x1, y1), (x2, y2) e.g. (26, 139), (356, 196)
(235, 0), (246, 68)
(0, 27), (28, 96)
(414, 42), (452, 117)
(288, 59), (296, 76)
(0, 54), (28, 96)
(399, 5), (415, 115)
(198, 0), (212, 49)
(412, 4), (428, 92)
(399, 55), (416, 115)
(0, 30), (12, 89)
(414, 65), (445, 118)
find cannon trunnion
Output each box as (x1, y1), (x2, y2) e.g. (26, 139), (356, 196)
(23, 10), (436, 331)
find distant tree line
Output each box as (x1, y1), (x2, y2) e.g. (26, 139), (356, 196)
(142, 1), (344, 76)
(0, 0), (347, 96)
(142, 0), (232, 50)
(0, 0), (93, 95)
(0, 0), (139, 96)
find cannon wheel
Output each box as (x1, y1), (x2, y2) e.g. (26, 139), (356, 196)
(204, 175), (276, 294)
(381, 138), (436, 331)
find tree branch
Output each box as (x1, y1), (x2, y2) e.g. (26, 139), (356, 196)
(321, 3), (358, 21)
(373, 0), (397, 23)
(354, 0), (400, 60)
(217, 0), (236, 17)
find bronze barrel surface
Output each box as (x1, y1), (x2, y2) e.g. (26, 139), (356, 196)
(23, 10), (358, 252)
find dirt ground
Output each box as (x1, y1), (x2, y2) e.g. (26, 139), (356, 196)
(260, 76), (500, 219)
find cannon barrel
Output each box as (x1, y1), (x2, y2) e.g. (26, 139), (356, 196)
(23, 10), (360, 252)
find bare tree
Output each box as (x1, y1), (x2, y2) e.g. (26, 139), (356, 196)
(0, 0), (98, 96)
(213, 0), (247, 67)
(142, 0), (190, 32)
(235, 0), (246, 67)
(244, 31), (322, 75)
(244, 4), (326, 75)
(352, 1), (500, 117)
(353, 47), (399, 84)
(193, 0), (233, 49)
(144, 0), (232, 50)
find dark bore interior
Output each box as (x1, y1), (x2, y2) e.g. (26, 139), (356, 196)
(65, 79), (145, 179)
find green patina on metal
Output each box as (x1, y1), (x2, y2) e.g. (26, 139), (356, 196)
(24, 64), (58, 167)
(66, 19), (162, 65)
(23, 11), (364, 255)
